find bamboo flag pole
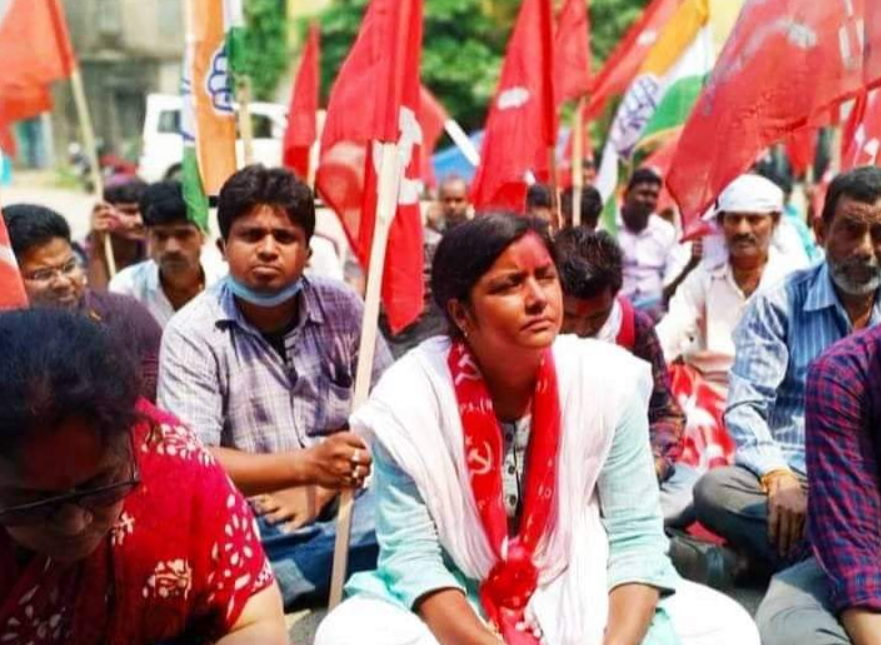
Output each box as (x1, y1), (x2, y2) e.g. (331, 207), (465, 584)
(70, 67), (115, 276)
(307, 110), (326, 191)
(329, 140), (402, 608)
(571, 97), (586, 228)
(548, 145), (561, 232)
(237, 76), (255, 166)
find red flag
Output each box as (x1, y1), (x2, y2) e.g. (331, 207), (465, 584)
(0, 0), (75, 155)
(315, 0), (424, 333)
(0, 201), (28, 310)
(471, 0), (556, 212)
(554, 0), (591, 108)
(842, 88), (881, 171)
(283, 22), (320, 180)
(669, 0), (879, 234)
(784, 127), (817, 178)
(584, 0), (681, 122)
(419, 85), (448, 188)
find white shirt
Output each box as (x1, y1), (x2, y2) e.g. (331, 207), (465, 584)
(617, 214), (677, 304)
(109, 253), (227, 328)
(655, 248), (792, 386)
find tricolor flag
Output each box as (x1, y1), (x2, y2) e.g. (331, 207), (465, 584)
(181, 0), (241, 231)
(596, 0), (743, 202)
(315, 0), (425, 333)
(0, 0), (75, 155)
(0, 197), (27, 309)
(669, 0), (881, 231)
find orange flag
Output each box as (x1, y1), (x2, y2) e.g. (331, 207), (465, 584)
(0, 0), (75, 155)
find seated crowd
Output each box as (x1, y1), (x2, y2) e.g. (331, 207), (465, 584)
(1, 162), (880, 645)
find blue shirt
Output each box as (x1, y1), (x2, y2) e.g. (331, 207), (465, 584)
(725, 262), (881, 477)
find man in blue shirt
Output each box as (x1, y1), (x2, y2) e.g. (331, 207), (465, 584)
(694, 166), (881, 577)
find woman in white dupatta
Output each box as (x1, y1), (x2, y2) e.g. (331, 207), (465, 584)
(317, 215), (758, 645)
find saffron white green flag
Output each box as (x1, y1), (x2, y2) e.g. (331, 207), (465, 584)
(181, 0), (245, 231)
(596, 0), (744, 220)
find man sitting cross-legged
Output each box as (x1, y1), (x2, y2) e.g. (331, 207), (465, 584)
(158, 165), (392, 608)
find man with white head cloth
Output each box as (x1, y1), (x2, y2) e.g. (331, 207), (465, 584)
(657, 174), (794, 396)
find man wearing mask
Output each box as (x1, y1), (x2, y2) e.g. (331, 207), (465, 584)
(158, 165), (392, 609)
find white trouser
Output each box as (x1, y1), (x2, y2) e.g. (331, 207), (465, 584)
(315, 580), (759, 645)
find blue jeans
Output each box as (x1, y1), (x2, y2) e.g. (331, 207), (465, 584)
(258, 487), (378, 609)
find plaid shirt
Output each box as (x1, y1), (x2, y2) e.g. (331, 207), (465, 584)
(158, 276), (393, 454)
(806, 326), (881, 612)
(631, 309), (686, 476)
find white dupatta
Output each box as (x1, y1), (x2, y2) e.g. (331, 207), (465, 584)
(350, 335), (653, 645)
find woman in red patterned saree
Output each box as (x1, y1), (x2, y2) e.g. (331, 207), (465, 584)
(0, 309), (288, 645)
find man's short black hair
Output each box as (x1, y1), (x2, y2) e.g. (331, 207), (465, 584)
(3, 204), (71, 258)
(140, 180), (190, 228)
(821, 166), (881, 225)
(626, 167), (662, 192)
(526, 183), (553, 209)
(554, 227), (624, 300)
(560, 185), (603, 229)
(103, 177), (148, 206)
(217, 165), (315, 240)
(0, 308), (141, 458)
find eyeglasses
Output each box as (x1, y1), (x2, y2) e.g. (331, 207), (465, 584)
(22, 257), (81, 283)
(0, 459), (140, 527)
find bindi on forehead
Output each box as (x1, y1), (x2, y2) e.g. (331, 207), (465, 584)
(506, 233), (553, 267)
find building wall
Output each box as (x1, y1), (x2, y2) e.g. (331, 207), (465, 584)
(48, 0), (185, 165)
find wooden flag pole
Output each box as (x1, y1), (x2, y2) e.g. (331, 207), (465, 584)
(571, 97), (586, 228)
(329, 140), (402, 608)
(548, 145), (561, 232)
(237, 76), (255, 166)
(70, 67), (115, 276)
(307, 110), (326, 191)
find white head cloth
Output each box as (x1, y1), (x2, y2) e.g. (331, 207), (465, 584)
(715, 174), (784, 215)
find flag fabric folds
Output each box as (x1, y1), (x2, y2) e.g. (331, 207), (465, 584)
(842, 89), (881, 172)
(181, 0), (240, 231)
(315, 0), (425, 334)
(596, 0), (743, 202)
(0, 0), (75, 155)
(470, 0), (556, 212)
(418, 85), (449, 188)
(584, 0), (682, 123)
(553, 0), (591, 109)
(669, 0), (881, 233)
(0, 198), (27, 310)
(284, 22), (321, 181)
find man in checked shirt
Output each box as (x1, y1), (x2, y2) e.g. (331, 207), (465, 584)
(757, 324), (881, 645)
(158, 165), (392, 609)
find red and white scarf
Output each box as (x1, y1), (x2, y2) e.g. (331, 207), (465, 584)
(448, 341), (561, 645)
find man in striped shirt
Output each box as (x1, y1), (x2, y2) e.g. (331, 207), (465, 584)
(694, 166), (881, 578)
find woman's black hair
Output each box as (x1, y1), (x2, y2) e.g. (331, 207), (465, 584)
(431, 212), (554, 336)
(0, 309), (141, 460)
(217, 164), (315, 240)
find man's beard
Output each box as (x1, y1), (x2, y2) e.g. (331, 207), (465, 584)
(828, 254), (881, 296)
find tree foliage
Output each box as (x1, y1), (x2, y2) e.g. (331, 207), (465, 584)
(300, 0), (650, 131)
(242, 0), (289, 101)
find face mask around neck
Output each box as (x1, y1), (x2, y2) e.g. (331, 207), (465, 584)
(225, 275), (304, 308)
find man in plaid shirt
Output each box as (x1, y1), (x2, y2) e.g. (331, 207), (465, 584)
(758, 325), (881, 645)
(159, 165), (392, 608)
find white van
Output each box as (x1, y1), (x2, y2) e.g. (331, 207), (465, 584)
(137, 93), (288, 182)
